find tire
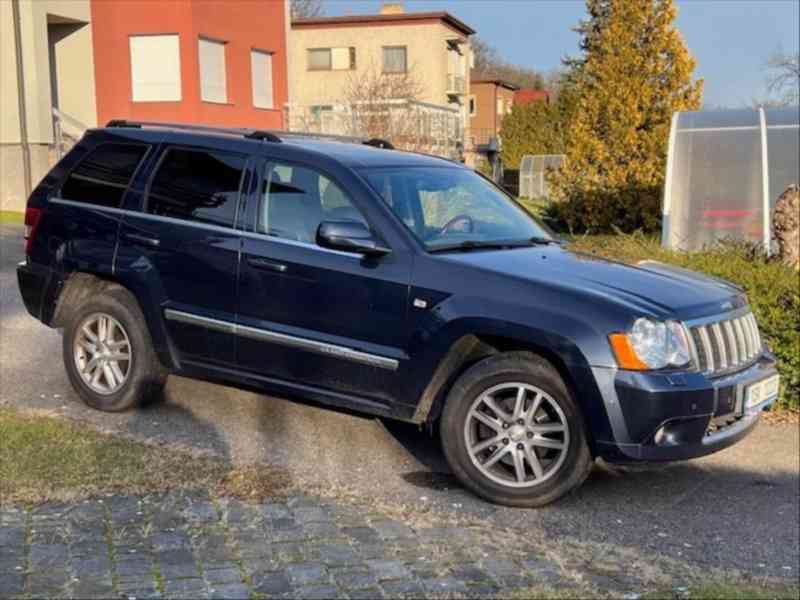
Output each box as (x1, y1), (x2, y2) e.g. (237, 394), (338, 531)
(62, 285), (166, 412)
(440, 351), (593, 507)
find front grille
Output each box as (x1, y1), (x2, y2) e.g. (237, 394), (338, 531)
(688, 311), (762, 375)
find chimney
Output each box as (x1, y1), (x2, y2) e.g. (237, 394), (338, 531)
(380, 3), (405, 15)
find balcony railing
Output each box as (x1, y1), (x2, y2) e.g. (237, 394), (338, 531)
(446, 74), (466, 95)
(285, 99), (464, 160)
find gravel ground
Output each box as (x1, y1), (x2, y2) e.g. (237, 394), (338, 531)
(2, 223), (798, 587)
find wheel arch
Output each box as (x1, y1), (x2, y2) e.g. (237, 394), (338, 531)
(417, 330), (604, 456)
(51, 271), (177, 370)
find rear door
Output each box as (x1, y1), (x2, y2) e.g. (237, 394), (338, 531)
(116, 143), (250, 367)
(45, 136), (153, 282)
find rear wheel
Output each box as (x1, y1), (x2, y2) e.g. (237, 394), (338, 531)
(440, 352), (593, 507)
(63, 286), (166, 412)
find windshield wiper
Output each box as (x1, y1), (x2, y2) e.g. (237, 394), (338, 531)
(428, 237), (558, 253)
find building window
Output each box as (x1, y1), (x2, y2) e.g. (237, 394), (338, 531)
(251, 50), (274, 109)
(382, 46), (407, 74)
(469, 95), (477, 116)
(129, 34), (181, 102)
(496, 97), (504, 115)
(147, 148), (246, 228)
(307, 47), (355, 71)
(199, 37), (227, 103)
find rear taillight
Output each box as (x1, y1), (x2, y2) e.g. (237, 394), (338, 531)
(24, 207), (42, 254)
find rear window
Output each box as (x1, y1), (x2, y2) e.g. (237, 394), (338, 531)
(60, 143), (149, 208)
(146, 148), (246, 228)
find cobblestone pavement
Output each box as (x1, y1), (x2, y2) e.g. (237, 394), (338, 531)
(0, 491), (566, 599)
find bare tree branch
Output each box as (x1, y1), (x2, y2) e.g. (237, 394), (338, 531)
(765, 50), (800, 106)
(290, 0), (325, 19)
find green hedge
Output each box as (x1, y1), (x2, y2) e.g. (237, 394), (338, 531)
(566, 233), (799, 410)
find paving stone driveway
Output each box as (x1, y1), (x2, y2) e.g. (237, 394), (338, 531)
(0, 491), (564, 599)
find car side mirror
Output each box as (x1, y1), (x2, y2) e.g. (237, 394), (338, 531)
(316, 221), (391, 256)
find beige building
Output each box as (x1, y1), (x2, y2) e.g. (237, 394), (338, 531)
(1, 0), (97, 212)
(289, 4), (474, 159)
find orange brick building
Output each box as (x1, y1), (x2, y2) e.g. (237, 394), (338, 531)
(91, 0), (289, 129)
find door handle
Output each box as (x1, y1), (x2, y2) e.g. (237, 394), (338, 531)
(123, 233), (160, 248)
(246, 257), (287, 273)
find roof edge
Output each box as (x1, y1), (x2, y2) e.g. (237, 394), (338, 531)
(292, 11), (475, 35)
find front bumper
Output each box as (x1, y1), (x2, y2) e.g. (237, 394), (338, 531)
(595, 354), (779, 462)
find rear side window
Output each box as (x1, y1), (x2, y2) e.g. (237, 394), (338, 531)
(60, 143), (149, 208)
(146, 148), (246, 228)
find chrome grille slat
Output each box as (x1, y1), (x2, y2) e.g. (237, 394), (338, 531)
(688, 310), (761, 376)
(698, 326), (714, 372)
(723, 320), (739, 365)
(711, 323), (728, 370)
(733, 318), (748, 360)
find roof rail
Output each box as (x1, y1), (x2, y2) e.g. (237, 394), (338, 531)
(104, 120), (396, 150)
(363, 138), (395, 150)
(104, 119), (282, 143)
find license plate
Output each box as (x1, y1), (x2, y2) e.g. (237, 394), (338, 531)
(745, 374), (780, 409)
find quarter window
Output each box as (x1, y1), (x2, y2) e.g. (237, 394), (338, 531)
(147, 148), (245, 228)
(61, 143), (149, 208)
(257, 162), (367, 244)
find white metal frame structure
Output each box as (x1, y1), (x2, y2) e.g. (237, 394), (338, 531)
(519, 154), (565, 200)
(662, 106), (799, 254)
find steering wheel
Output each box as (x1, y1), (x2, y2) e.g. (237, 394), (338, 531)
(439, 214), (475, 236)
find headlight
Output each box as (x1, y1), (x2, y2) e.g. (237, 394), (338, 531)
(609, 318), (692, 370)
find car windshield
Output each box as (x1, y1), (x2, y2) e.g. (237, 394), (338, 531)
(359, 166), (553, 251)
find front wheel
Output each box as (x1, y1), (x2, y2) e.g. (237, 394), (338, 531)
(440, 352), (593, 507)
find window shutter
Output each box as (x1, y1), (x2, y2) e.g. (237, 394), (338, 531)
(129, 35), (181, 102)
(331, 47), (350, 70)
(199, 38), (227, 103)
(251, 50), (274, 109)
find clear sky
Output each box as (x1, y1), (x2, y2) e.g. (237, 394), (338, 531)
(326, 0), (800, 108)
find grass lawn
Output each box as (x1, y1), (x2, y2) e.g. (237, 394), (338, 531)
(0, 210), (24, 224)
(0, 407), (290, 505)
(512, 582), (800, 600)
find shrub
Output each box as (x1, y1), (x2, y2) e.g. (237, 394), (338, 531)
(567, 233), (799, 410)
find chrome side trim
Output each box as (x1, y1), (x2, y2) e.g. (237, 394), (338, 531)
(51, 197), (128, 216)
(164, 308), (399, 371)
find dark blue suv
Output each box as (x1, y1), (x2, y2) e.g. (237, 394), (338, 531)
(17, 121), (780, 506)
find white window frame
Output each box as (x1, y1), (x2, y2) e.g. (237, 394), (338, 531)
(129, 34), (182, 102)
(199, 37), (228, 104)
(251, 49), (274, 109)
(382, 46), (407, 74)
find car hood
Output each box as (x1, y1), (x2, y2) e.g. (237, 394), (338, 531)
(438, 245), (746, 319)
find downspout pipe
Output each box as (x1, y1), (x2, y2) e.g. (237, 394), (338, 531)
(12, 0), (32, 199)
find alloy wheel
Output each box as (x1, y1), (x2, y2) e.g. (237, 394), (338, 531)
(73, 312), (132, 395)
(464, 382), (570, 488)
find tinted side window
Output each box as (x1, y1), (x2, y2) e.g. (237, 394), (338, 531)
(147, 148), (245, 228)
(257, 163), (367, 243)
(61, 143), (149, 208)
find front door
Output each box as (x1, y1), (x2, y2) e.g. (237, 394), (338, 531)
(236, 159), (413, 411)
(116, 145), (248, 366)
